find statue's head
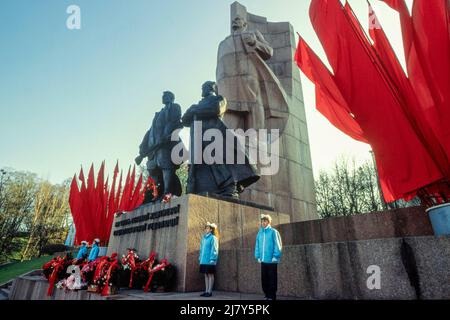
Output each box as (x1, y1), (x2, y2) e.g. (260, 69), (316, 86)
(232, 15), (248, 33)
(201, 81), (217, 97)
(162, 91), (175, 105)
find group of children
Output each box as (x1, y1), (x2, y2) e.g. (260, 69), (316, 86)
(199, 214), (282, 300)
(75, 238), (101, 262)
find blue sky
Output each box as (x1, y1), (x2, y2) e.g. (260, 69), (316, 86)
(0, 0), (410, 183)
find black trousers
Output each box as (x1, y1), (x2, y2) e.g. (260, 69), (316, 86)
(261, 263), (278, 300)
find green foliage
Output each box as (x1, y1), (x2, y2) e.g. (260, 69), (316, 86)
(315, 157), (420, 218)
(0, 255), (52, 284)
(176, 163), (189, 195)
(0, 168), (71, 263)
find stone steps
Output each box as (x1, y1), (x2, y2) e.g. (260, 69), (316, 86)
(0, 287), (11, 300)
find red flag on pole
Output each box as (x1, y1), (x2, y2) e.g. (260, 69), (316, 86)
(303, 0), (444, 201)
(295, 36), (368, 143)
(69, 162), (149, 246)
(365, 2), (450, 179)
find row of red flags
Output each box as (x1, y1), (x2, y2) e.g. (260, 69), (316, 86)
(69, 162), (151, 246)
(295, 0), (450, 203)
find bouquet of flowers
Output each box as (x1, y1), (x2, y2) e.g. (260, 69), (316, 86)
(100, 253), (121, 296)
(140, 251), (175, 292)
(81, 258), (101, 285)
(150, 260), (176, 292)
(120, 248), (141, 288)
(42, 255), (72, 296)
(121, 248), (139, 270)
(82, 253), (121, 295)
(91, 256), (110, 293)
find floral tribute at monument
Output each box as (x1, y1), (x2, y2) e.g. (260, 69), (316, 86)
(41, 249), (175, 297)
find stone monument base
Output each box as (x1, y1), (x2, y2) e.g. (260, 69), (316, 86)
(215, 235), (450, 299)
(106, 194), (290, 292)
(8, 236), (449, 300)
(8, 200), (449, 300)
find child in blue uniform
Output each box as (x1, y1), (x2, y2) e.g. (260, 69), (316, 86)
(199, 222), (219, 297)
(255, 214), (282, 300)
(88, 238), (100, 262)
(75, 240), (88, 260)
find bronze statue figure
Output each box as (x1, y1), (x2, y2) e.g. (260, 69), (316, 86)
(136, 91), (183, 203)
(182, 81), (260, 198)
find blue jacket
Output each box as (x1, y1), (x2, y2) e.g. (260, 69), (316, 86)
(254, 226), (282, 264)
(199, 233), (219, 265)
(88, 243), (100, 262)
(76, 245), (88, 260)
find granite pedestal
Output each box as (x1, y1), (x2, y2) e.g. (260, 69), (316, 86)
(106, 194), (290, 292)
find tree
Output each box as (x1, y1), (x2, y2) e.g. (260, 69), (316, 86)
(176, 163), (188, 195)
(0, 168), (72, 263)
(0, 169), (37, 262)
(315, 157), (419, 218)
(21, 180), (71, 260)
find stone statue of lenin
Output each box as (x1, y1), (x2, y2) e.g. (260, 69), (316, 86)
(216, 14), (289, 132)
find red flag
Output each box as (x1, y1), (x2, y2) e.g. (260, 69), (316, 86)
(378, 0), (448, 158)
(295, 36), (368, 143)
(379, 0), (414, 58)
(69, 175), (81, 245)
(78, 167), (86, 186)
(69, 162), (148, 246)
(95, 161), (106, 240)
(86, 164), (96, 239)
(126, 166), (137, 209)
(118, 167), (131, 211)
(409, 0), (450, 160)
(101, 176), (109, 242)
(307, 0), (443, 201)
(115, 170), (123, 212)
(108, 161), (119, 217)
(122, 166), (136, 210)
(366, 2), (450, 179)
(105, 161), (119, 241)
(130, 173), (144, 209)
(77, 167), (89, 242)
(87, 164), (95, 191)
